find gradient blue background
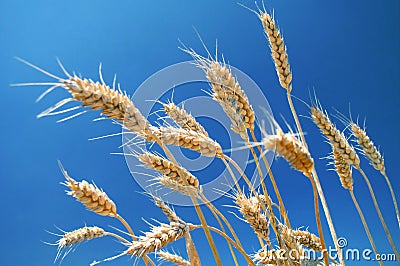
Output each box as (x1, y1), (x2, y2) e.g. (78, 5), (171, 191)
(1, 0), (399, 265)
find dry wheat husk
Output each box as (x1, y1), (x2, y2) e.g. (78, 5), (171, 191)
(60, 163), (117, 217)
(139, 152), (199, 188)
(262, 128), (314, 175)
(126, 221), (191, 257)
(63, 77), (151, 137)
(235, 193), (270, 241)
(158, 250), (190, 266)
(351, 123), (385, 172)
(149, 126), (223, 157)
(258, 10), (292, 91)
(163, 102), (208, 136)
(184, 49), (255, 139)
(311, 106), (360, 167)
(290, 228), (322, 252)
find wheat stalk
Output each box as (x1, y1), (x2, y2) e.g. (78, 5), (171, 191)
(311, 106), (360, 167)
(139, 152), (199, 188)
(235, 193), (270, 241)
(183, 48), (255, 140)
(351, 123), (385, 172)
(258, 9), (292, 92)
(262, 127), (314, 176)
(126, 221), (191, 257)
(151, 195), (183, 223)
(290, 228), (322, 252)
(59, 162), (118, 217)
(158, 251), (190, 266)
(278, 223), (303, 265)
(352, 123), (399, 229)
(55, 226), (105, 261)
(333, 149), (354, 190)
(163, 102), (208, 136)
(150, 126), (222, 157)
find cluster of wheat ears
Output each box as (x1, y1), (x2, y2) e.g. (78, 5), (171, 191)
(15, 3), (399, 266)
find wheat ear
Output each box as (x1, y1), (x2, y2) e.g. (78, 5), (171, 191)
(55, 226), (106, 262)
(127, 221), (191, 257)
(311, 106), (360, 167)
(278, 223), (303, 265)
(184, 48), (255, 139)
(235, 193), (270, 241)
(352, 123), (399, 228)
(262, 127), (314, 176)
(331, 150), (383, 265)
(258, 9), (292, 92)
(158, 251), (190, 266)
(58, 162), (136, 240)
(150, 126), (222, 157)
(188, 47), (282, 230)
(289, 228), (322, 252)
(139, 152), (199, 188)
(15, 59), (152, 138)
(163, 102), (208, 136)
(258, 11), (341, 261)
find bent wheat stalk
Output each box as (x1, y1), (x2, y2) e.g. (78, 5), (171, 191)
(355, 167), (400, 262)
(58, 161), (136, 240)
(351, 123), (399, 229)
(255, 6), (339, 263)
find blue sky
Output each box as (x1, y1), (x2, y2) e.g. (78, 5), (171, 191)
(0, 0), (399, 265)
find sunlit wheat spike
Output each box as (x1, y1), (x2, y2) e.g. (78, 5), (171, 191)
(235, 193), (270, 241)
(16, 59), (151, 138)
(139, 152), (200, 188)
(278, 223), (303, 264)
(158, 250), (190, 266)
(183, 48), (255, 139)
(156, 175), (202, 196)
(290, 228), (322, 252)
(262, 127), (314, 176)
(151, 195), (183, 223)
(59, 162), (117, 217)
(258, 9), (292, 91)
(64, 76), (151, 136)
(351, 123), (385, 172)
(332, 148), (353, 190)
(150, 126), (223, 157)
(163, 102), (208, 136)
(56, 226), (105, 261)
(352, 122), (399, 229)
(126, 221), (191, 257)
(311, 106), (360, 166)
